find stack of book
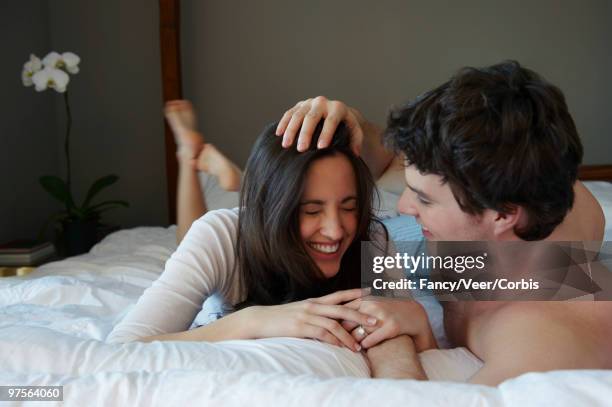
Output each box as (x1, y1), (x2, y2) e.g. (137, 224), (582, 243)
(0, 240), (56, 267)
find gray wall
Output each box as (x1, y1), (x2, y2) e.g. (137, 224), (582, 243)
(182, 0), (612, 168)
(0, 1), (60, 242)
(1, 0), (167, 242)
(1, 1), (611, 242)
(46, 0), (167, 230)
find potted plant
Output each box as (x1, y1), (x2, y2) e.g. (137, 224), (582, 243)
(22, 52), (128, 255)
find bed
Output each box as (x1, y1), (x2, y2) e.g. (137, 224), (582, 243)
(2, 0), (612, 404)
(1, 180), (611, 406)
(1, 181), (610, 406)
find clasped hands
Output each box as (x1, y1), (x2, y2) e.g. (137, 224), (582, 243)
(242, 288), (435, 353)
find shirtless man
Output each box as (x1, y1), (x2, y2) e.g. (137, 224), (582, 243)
(277, 60), (611, 385)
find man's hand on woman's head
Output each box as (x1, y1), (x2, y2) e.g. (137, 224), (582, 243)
(243, 288), (377, 352)
(341, 297), (437, 352)
(275, 96), (365, 155)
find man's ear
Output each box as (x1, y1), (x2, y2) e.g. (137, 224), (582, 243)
(492, 205), (524, 238)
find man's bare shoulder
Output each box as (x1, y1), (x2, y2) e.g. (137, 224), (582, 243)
(466, 301), (612, 386)
(548, 181), (605, 241)
(472, 302), (612, 368)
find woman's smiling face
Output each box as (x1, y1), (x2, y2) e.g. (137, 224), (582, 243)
(299, 154), (359, 278)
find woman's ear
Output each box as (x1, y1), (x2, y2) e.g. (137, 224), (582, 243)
(492, 205), (524, 238)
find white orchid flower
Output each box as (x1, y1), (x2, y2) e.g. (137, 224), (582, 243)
(43, 51), (81, 74)
(21, 54), (43, 87)
(32, 67), (70, 93)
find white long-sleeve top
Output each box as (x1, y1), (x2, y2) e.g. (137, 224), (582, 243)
(107, 208), (245, 343)
(106, 206), (403, 343)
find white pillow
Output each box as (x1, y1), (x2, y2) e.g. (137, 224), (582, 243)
(584, 181), (612, 241)
(3, 324), (480, 382)
(199, 172), (240, 210)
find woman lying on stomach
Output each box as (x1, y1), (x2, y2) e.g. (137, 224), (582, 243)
(107, 121), (436, 378)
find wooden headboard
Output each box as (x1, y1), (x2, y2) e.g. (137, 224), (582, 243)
(160, 0), (181, 224)
(158, 0), (612, 224)
(578, 165), (612, 182)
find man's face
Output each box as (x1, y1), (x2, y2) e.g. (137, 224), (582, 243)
(397, 165), (495, 241)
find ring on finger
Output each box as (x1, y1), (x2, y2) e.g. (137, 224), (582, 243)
(355, 325), (367, 338)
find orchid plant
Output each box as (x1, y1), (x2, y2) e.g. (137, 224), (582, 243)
(22, 52), (128, 234)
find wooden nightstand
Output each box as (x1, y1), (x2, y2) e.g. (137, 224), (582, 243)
(0, 240), (60, 278)
(0, 266), (37, 277)
(0, 254), (63, 277)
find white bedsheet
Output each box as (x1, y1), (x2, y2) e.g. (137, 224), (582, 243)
(1, 224), (611, 406)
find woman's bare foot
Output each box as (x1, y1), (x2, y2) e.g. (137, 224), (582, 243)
(164, 100), (202, 161)
(197, 144), (242, 191)
(165, 99), (241, 190)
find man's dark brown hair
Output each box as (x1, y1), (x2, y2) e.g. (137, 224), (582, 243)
(384, 60), (583, 240)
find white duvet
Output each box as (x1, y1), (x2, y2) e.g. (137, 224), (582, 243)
(1, 226), (612, 406)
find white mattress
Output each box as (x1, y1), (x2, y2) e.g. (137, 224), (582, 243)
(1, 185), (612, 405)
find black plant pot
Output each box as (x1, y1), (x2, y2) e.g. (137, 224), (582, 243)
(62, 219), (98, 256)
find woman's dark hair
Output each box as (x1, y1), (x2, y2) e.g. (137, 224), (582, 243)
(236, 121), (380, 307)
(384, 60), (583, 240)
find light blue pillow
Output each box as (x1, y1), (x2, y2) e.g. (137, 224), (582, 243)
(381, 215), (449, 347)
(190, 292), (234, 329)
(381, 214), (424, 241)
(381, 215), (427, 277)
